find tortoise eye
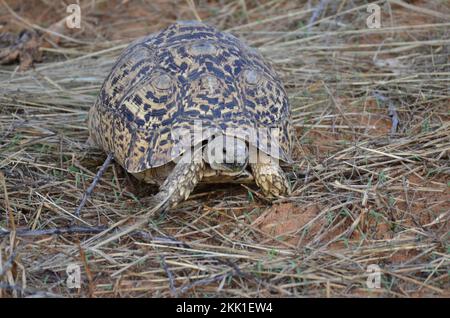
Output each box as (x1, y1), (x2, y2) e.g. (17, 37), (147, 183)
(243, 69), (262, 86)
(151, 73), (173, 91)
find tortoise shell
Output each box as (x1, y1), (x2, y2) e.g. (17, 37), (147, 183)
(88, 21), (292, 173)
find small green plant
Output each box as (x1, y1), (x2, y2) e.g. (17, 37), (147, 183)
(247, 190), (254, 202)
(379, 171), (387, 184)
(326, 211), (335, 225)
(68, 165), (80, 174)
(421, 118), (430, 133)
(369, 209), (383, 223)
(268, 248), (278, 260)
(339, 208), (352, 218)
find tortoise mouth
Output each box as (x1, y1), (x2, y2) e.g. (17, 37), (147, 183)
(208, 161), (249, 175)
(202, 166), (254, 183)
(222, 162), (248, 172)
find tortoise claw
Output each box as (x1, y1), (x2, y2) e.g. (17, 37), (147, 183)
(251, 162), (291, 197)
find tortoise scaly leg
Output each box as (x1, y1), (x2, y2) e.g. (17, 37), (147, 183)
(250, 152), (291, 197)
(146, 148), (205, 214)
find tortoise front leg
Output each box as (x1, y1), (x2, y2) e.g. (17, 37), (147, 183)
(250, 151), (291, 197)
(148, 147), (205, 212)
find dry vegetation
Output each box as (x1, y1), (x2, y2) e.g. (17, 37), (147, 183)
(0, 0), (449, 297)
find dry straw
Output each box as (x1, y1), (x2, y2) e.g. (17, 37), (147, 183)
(0, 0), (449, 297)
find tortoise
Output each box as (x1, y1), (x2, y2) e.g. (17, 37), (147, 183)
(88, 21), (293, 211)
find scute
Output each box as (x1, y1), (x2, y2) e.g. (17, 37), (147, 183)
(150, 73), (173, 91)
(189, 41), (218, 56)
(89, 21), (292, 173)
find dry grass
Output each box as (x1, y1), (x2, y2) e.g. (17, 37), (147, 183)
(0, 0), (449, 297)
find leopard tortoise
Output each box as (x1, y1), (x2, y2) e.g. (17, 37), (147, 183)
(88, 21), (293, 211)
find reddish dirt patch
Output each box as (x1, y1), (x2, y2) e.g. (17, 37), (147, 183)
(391, 249), (420, 264)
(397, 175), (449, 229)
(253, 203), (321, 245)
(297, 113), (392, 160)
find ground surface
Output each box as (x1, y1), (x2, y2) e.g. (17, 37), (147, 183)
(0, 0), (449, 297)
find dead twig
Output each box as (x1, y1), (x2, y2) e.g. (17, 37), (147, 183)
(373, 92), (400, 137)
(160, 255), (177, 297)
(0, 225), (108, 238)
(74, 153), (114, 217)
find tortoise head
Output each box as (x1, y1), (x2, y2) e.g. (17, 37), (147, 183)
(203, 134), (249, 176)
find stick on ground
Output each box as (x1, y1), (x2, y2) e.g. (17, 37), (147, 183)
(74, 153), (114, 217)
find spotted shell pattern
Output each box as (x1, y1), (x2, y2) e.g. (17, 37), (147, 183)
(89, 21), (292, 173)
